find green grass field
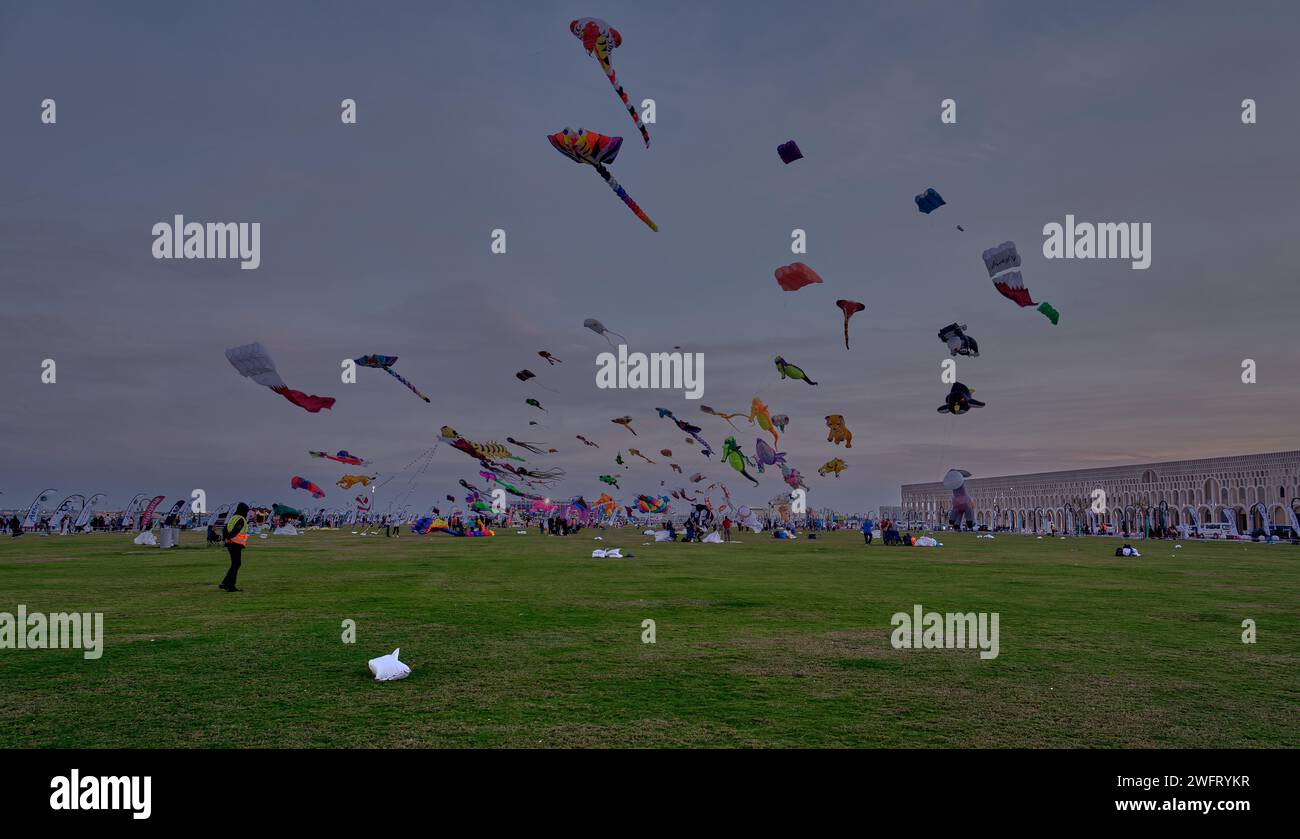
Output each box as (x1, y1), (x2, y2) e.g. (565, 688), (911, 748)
(1, 529), (1296, 748)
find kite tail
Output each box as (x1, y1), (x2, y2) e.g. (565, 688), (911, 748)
(844, 320), (851, 350)
(1037, 302), (1060, 325)
(594, 164), (658, 232)
(598, 54), (650, 148)
(385, 368), (431, 402)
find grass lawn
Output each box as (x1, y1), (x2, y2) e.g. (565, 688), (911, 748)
(0, 529), (1296, 748)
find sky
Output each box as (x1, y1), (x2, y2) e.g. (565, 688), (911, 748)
(1, 0), (1298, 516)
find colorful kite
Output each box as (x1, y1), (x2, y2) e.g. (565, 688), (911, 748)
(636, 494), (671, 515)
(981, 241), (1059, 324)
(599, 474), (621, 489)
(836, 300), (866, 349)
(225, 342), (335, 413)
(627, 448), (655, 464)
(780, 463), (808, 490)
(354, 354), (430, 403)
(937, 382), (986, 415)
(584, 318), (628, 346)
(549, 128), (658, 231)
(750, 397), (778, 447)
(309, 450), (368, 466)
(569, 18), (651, 147)
(699, 404), (748, 432)
(817, 458), (847, 478)
(659, 449), (672, 457)
(774, 355), (818, 385)
(938, 323), (980, 357)
(775, 262), (823, 292)
(335, 474), (375, 490)
(611, 416), (637, 435)
(526, 398), (545, 411)
(771, 414), (790, 433)
(721, 437), (760, 486)
(754, 438), (786, 473)
(777, 140), (803, 164)
(291, 476), (326, 498)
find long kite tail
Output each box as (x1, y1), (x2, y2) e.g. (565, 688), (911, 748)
(384, 368), (431, 402)
(597, 53), (650, 148)
(594, 164), (658, 231)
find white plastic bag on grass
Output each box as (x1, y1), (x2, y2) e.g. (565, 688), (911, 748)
(368, 648), (411, 681)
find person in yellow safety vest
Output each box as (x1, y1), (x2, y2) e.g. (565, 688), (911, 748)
(219, 502), (251, 592)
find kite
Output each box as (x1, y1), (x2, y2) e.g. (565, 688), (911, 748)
(636, 494), (670, 515)
(506, 438), (547, 455)
(627, 448), (655, 464)
(335, 474), (376, 490)
(689, 472), (706, 483)
(938, 323), (980, 357)
(915, 188), (946, 214)
(750, 397), (778, 447)
(817, 458), (847, 478)
(549, 128), (658, 231)
(526, 398), (545, 410)
(700, 404), (752, 432)
(615, 453), (625, 466)
(670, 463), (682, 474)
(611, 416), (637, 435)
(944, 469), (976, 530)
(309, 450), (368, 466)
(754, 438), (786, 473)
(583, 318), (628, 346)
(780, 463), (808, 491)
(577, 435), (599, 448)
(825, 414), (853, 447)
(775, 262), (823, 292)
(981, 241), (1059, 324)
(937, 382), (986, 415)
(225, 342), (335, 413)
(569, 18), (651, 147)
(659, 449), (672, 457)
(655, 407), (713, 457)
(354, 354), (430, 403)
(771, 414), (790, 433)
(516, 370), (536, 382)
(774, 356), (818, 385)
(721, 437), (760, 486)
(599, 474), (621, 489)
(777, 140), (803, 164)
(291, 476), (326, 498)
(836, 300), (866, 349)
(538, 351), (562, 365)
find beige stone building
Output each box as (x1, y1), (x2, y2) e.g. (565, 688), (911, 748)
(900, 450), (1300, 535)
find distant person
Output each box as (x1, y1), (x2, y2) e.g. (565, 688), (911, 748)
(9, 515), (22, 537)
(862, 517), (874, 545)
(722, 516), (732, 542)
(219, 503), (250, 592)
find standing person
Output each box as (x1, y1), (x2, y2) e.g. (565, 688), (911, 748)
(862, 516), (874, 545)
(219, 502), (250, 592)
(722, 516), (732, 542)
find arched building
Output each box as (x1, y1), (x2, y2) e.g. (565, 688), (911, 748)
(900, 450), (1300, 535)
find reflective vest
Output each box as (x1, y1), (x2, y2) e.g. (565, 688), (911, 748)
(225, 514), (249, 546)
